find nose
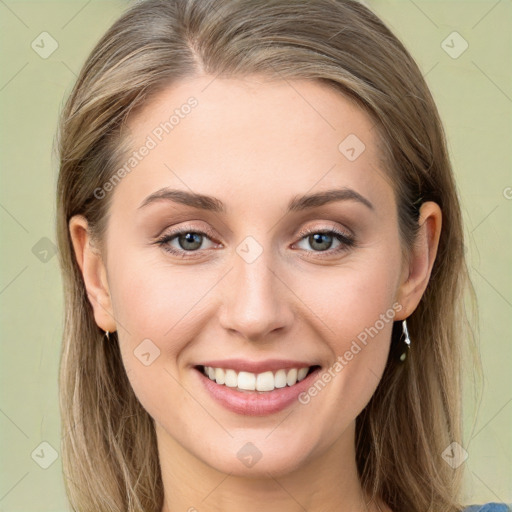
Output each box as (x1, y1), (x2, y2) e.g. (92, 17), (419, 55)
(218, 246), (295, 342)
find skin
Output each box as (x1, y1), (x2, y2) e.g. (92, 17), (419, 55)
(69, 75), (442, 512)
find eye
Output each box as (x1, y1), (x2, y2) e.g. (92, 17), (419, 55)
(294, 225), (356, 257)
(153, 224), (357, 259)
(154, 225), (219, 258)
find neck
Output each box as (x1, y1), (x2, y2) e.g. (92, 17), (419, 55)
(157, 421), (389, 512)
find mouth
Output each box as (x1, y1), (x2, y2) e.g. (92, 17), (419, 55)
(193, 363), (322, 416)
(194, 364), (321, 393)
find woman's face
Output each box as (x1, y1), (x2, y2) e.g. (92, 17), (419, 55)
(75, 75), (429, 478)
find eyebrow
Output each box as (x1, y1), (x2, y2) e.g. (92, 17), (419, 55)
(138, 187), (374, 213)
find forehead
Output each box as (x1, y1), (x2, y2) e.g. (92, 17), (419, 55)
(112, 75), (393, 215)
(128, 75), (376, 149)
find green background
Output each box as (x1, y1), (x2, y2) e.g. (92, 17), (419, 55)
(0, 0), (510, 510)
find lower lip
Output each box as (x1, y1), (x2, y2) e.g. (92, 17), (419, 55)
(195, 366), (321, 416)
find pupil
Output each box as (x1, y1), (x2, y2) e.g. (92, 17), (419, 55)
(310, 233), (332, 251)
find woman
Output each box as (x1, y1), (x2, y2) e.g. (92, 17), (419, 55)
(55, 0), (509, 511)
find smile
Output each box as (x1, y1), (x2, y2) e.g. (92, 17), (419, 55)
(194, 362), (322, 415)
(200, 365), (316, 392)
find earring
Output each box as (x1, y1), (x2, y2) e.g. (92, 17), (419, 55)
(104, 330), (110, 341)
(399, 319), (411, 362)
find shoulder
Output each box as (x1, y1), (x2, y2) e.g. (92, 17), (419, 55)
(463, 504), (512, 512)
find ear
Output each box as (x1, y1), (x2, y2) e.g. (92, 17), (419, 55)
(68, 215), (117, 332)
(395, 201), (442, 319)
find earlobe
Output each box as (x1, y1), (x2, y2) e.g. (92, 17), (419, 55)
(68, 215), (117, 332)
(396, 201), (442, 318)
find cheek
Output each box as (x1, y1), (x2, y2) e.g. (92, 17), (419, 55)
(294, 251), (400, 346)
(108, 251), (214, 344)
(107, 253), (218, 409)
(107, 256), (210, 430)
(290, 252), (400, 414)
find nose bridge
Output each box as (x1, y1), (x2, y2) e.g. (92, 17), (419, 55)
(218, 236), (293, 340)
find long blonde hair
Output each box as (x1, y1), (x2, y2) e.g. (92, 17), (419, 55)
(55, 1), (480, 510)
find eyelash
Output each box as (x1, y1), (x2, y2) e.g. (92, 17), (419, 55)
(154, 224), (357, 259)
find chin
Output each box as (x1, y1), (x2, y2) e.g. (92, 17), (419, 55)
(195, 432), (316, 478)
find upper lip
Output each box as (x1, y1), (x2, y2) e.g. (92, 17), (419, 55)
(195, 359), (318, 374)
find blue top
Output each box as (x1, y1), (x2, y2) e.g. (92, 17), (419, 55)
(463, 504), (511, 511)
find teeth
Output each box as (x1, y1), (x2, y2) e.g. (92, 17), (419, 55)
(202, 365), (312, 392)
(297, 367), (309, 381)
(215, 367), (225, 385)
(224, 369), (238, 387)
(286, 368), (298, 386)
(238, 371), (256, 391)
(256, 371), (274, 392)
(274, 369), (287, 388)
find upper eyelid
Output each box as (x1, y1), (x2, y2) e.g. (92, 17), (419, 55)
(158, 223), (351, 238)
(158, 224), (217, 241)
(297, 222), (353, 237)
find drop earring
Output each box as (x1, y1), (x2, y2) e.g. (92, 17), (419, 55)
(104, 330), (110, 341)
(399, 319), (411, 362)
